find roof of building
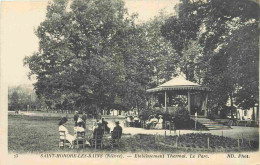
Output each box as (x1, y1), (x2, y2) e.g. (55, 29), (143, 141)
(146, 76), (210, 93)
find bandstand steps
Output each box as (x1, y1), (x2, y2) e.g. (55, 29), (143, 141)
(191, 117), (230, 130)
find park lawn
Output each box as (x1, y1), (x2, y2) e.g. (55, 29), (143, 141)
(8, 115), (71, 153)
(8, 115), (258, 153)
(8, 114), (178, 153)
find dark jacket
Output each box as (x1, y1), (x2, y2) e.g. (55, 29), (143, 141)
(93, 126), (104, 139)
(74, 114), (79, 122)
(112, 125), (122, 139)
(82, 114), (87, 122)
(102, 120), (108, 128)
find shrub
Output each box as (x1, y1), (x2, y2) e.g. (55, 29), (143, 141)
(139, 108), (170, 121)
(172, 107), (190, 129)
(139, 109), (153, 121)
(208, 112), (216, 120)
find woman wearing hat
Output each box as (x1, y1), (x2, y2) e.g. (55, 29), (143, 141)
(156, 115), (163, 129)
(74, 117), (85, 133)
(59, 117), (76, 147)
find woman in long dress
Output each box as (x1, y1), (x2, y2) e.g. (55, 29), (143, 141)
(59, 117), (76, 147)
(156, 115), (163, 129)
(74, 118), (85, 133)
(74, 118), (91, 146)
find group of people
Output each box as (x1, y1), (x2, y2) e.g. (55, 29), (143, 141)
(58, 111), (122, 149)
(124, 115), (164, 129)
(125, 115), (141, 127)
(73, 111), (87, 128)
(145, 115), (163, 129)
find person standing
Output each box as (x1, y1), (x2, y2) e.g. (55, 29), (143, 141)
(134, 115), (140, 127)
(74, 111), (79, 126)
(82, 111), (87, 129)
(101, 118), (110, 134)
(124, 116), (128, 127)
(98, 112), (102, 120)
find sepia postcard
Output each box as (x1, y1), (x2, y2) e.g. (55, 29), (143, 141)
(0, 0), (259, 164)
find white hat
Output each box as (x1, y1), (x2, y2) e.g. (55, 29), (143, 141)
(77, 117), (83, 123)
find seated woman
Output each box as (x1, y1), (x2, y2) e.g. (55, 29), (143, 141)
(74, 119), (90, 147)
(59, 117), (76, 148)
(146, 116), (158, 129)
(74, 118), (85, 133)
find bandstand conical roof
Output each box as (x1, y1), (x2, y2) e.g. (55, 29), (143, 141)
(146, 76), (210, 93)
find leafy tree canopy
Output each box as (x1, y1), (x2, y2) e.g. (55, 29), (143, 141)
(161, 0), (259, 110)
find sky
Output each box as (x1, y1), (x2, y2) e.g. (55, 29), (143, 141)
(1, 0), (179, 87)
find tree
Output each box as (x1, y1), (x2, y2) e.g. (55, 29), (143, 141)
(225, 23), (259, 110)
(161, 0), (259, 113)
(8, 85), (41, 111)
(10, 91), (19, 110)
(24, 0), (163, 113)
(142, 13), (179, 86)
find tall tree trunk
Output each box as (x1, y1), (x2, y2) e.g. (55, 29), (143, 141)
(135, 99), (139, 115)
(257, 105), (259, 123)
(252, 107), (255, 121)
(230, 94), (234, 119)
(156, 69), (159, 86)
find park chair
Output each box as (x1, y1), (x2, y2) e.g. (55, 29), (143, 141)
(164, 121), (171, 130)
(90, 131), (104, 149)
(110, 131), (121, 148)
(140, 120), (145, 128)
(168, 122), (176, 134)
(90, 135), (103, 149)
(169, 122), (175, 130)
(59, 131), (71, 149)
(101, 125), (110, 134)
(235, 120), (240, 126)
(75, 132), (86, 149)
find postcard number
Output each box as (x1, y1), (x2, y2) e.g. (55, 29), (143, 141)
(14, 154), (18, 158)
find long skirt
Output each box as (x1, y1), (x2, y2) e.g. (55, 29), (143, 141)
(66, 134), (76, 144)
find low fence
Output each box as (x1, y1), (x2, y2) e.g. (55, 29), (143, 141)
(126, 132), (258, 152)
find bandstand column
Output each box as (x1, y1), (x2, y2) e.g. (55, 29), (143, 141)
(165, 91), (167, 111)
(188, 90), (191, 113)
(204, 93), (208, 116)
